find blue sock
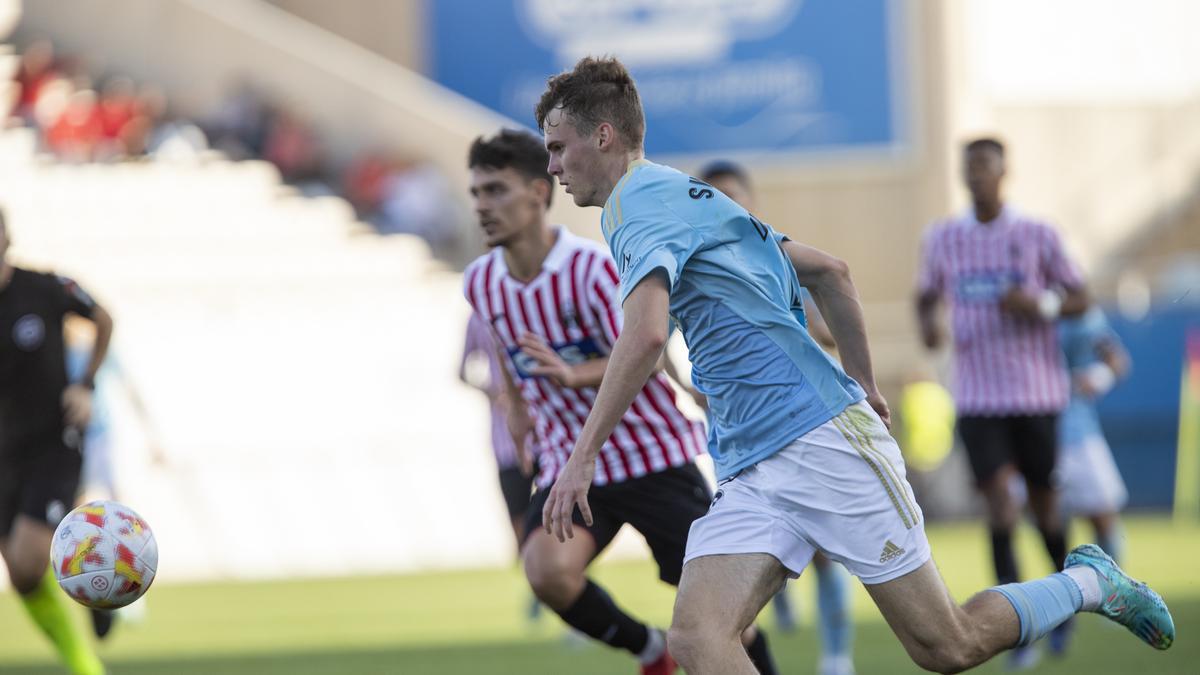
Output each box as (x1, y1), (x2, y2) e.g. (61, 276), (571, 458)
(991, 573), (1083, 646)
(1097, 526), (1123, 565)
(816, 563), (853, 657)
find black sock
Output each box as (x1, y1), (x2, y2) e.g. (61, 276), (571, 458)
(990, 527), (1020, 584)
(557, 579), (649, 656)
(745, 629), (779, 675)
(1041, 529), (1068, 571)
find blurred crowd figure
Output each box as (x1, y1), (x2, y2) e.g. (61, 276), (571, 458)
(8, 38), (461, 252)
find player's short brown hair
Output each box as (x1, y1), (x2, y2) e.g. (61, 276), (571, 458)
(468, 129), (554, 207)
(535, 56), (645, 150)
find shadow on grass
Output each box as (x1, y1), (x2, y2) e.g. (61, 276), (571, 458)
(5, 597), (1196, 675)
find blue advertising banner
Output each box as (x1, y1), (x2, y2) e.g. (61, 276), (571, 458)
(429, 0), (909, 157)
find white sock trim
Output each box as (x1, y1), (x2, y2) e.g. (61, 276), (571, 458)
(1063, 567), (1102, 612)
(638, 627), (666, 665)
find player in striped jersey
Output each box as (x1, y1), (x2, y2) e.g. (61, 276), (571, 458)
(535, 57), (1174, 674)
(916, 138), (1092, 664)
(462, 130), (777, 675)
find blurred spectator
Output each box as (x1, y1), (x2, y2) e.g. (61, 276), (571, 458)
(205, 79), (270, 160)
(261, 106), (330, 192)
(8, 40), (462, 254)
(94, 76), (137, 159)
(45, 89), (102, 162)
(342, 151), (393, 217)
(13, 38), (57, 123)
(140, 85), (208, 161)
(375, 160), (459, 248)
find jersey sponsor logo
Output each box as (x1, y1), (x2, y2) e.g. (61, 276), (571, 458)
(13, 314), (45, 351)
(879, 539), (906, 563)
(507, 336), (603, 381)
(956, 271), (1019, 303)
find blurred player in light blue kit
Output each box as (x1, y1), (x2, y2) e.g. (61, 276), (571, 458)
(1057, 308), (1131, 560)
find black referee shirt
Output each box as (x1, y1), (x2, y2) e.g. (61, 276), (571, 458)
(0, 267), (96, 453)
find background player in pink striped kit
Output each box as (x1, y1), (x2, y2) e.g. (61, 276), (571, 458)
(916, 137), (1092, 664)
(462, 129), (777, 675)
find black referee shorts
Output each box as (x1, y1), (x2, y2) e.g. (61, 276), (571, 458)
(957, 414), (1058, 488)
(524, 463), (712, 586)
(0, 427), (84, 538)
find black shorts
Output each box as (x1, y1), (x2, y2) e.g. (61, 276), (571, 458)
(0, 427), (83, 538)
(524, 463), (712, 586)
(498, 466), (534, 520)
(957, 414), (1058, 488)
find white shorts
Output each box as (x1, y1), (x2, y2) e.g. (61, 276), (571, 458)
(1057, 434), (1128, 516)
(684, 401), (931, 585)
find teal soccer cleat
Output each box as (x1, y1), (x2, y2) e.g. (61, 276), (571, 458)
(1065, 544), (1175, 650)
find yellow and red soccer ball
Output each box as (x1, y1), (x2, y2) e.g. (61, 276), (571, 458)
(50, 500), (158, 609)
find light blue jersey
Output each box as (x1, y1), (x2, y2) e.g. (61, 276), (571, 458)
(602, 160), (865, 480)
(1059, 307), (1121, 446)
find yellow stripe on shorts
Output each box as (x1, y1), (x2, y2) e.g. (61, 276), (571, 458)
(831, 413), (915, 530)
(843, 406), (921, 526)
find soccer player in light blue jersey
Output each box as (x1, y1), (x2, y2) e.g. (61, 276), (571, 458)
(699, 160), (855, 675)
(534, 57), (1174, 674)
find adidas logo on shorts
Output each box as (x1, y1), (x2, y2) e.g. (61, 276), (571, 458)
(879, 540), (905, 563)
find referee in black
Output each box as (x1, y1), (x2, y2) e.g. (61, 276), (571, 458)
(1, 207), (112, 674)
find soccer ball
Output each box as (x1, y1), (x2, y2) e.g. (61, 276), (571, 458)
(50, 500), (158, 609)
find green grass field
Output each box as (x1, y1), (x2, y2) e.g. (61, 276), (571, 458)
(2, 517), (1196, 674)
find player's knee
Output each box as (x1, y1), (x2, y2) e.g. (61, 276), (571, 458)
(668, 606), (736, 667)
(666, 622), (707, 668)
(522, 555), (583, 610)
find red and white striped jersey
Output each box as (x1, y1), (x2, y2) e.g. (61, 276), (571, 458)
(463, 226), (706, 488)
(917, 206), (1085, 415)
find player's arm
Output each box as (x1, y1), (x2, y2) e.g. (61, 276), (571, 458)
(1076, 334), (1131, 399)
(803, 294), (837, 350)
(517, 333), (609, 389)
(1002, 227), (1090, 320)
(543, 272), (670, 542)
(496, 342), (535, 476)
(915, 289), (944, 350)
(62, 302), (113, 428)
(80, 304), (113, 387)
(778, 240), (891, 426)
(1001, 283), (1090, 321)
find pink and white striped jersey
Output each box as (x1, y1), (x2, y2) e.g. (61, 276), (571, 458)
(917, 206), (1084, 415)
(463, 226), (706, 488)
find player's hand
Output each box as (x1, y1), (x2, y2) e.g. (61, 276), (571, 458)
(865, 389), (892, 429)
(543, 453), (595, 543)
(999, 287), (1042, 320)
(518, 333), (577, 388)
(62, 384), (93, 428)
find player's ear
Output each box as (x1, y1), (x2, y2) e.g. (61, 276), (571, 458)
(596, 122), (613, 150)
(531, 177), (551, 208)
